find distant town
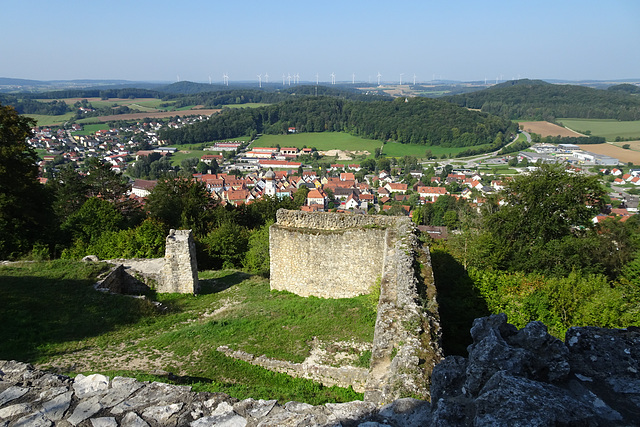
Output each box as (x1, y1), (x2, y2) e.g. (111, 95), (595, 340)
(27, 112), (638, 231)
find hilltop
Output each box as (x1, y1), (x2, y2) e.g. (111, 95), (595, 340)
(443, 79), (640, 121)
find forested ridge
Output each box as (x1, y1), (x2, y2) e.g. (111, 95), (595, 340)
(1, 84), (385, 116)
(443, 79), (640, 121)
(159, 96), (516, 147)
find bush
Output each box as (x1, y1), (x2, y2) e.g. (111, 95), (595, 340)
(243, 221), (272, 276)
(200, 222), (249, 270)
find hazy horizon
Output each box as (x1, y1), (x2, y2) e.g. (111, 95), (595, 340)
(2, 0), (639, 85)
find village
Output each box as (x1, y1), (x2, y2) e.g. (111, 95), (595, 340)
(26, 117), (640, 232)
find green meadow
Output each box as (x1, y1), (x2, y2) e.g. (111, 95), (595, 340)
(24, 112), (75, 127)
(253, 132), (381, 155)
(558, 118), (640, 140)
(71, 123), (110, 136)
(253, 132), (487, 159)
(224, 103), (271, 109)
(0, 261), (373, 404)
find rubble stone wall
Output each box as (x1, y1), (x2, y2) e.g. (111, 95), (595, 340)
(94, 230), (198, 295)
(4, 317), (638, 425)
(270, 210), (442, 405)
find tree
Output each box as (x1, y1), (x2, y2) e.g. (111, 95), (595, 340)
(146, 177), (214, 235)
(201, 222), (248, 269)
(480, 163), (606, 274)
(49, 164), (89, 219)
(243, 221), (272, 276)
(61, 197), (124, 245)
(0, 104), (52, 258)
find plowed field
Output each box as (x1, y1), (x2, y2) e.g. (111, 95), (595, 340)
(519, 121), (584, 138)
(579, 142), (640, 164)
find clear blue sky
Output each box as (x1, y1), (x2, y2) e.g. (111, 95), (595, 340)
(2, 0), (639, 84)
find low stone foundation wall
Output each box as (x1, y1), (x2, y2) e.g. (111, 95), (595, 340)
(217, 346), (369, 392)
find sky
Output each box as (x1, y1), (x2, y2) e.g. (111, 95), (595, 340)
(2, 0), (639, 84)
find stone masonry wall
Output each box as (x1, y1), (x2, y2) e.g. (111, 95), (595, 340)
(4, 318), (638, 425)
(269, 210), (442, 405)
(94, 230), (198, 295)
(159, 230), (199, 294)
(270, 210), (397, 298)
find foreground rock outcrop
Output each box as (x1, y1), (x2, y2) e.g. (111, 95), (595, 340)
(431, 314), (640, 426)
(2, 314), (639, 426)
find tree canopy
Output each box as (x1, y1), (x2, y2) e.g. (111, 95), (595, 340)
(444, 79), (640, 121)
(0, 104), (51, 258)
(159, 96), (516, 148)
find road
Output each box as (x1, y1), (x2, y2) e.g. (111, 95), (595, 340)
(423, 131), (531, 168)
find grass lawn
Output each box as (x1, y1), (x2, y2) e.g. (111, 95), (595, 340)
(558, 118), (640, 140)
(0, 261), (373, 404)
(72, 123), (110, 136)
(170, 149), (212, 166)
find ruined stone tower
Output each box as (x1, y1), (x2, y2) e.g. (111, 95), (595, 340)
(159, 229), (199, 294)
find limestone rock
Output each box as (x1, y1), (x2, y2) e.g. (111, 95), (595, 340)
(91, 417), (118, 427)
(121, 412), (150, 427)
(0, 385), (29, 406)
(41, 390), (73, 421)
(73, 373), (110, 399)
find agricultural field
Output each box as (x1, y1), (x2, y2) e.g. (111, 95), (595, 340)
(224, 103), (271, 109)
(253, 133), (380, 156)
(519, 121), (584, 138)
(558, 118), (640, 140)
(253, 132), (474, 159)
(92, 109), (221, 122)
(24, 112), (76, 127)
(578, 142), (640, 165)
(0, 261), (373, 404)
(170, 148), (216, 167)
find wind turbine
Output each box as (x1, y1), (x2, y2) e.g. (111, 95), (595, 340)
(377, 72), (382, 86)
(413, 74), (416, 86)
(209, 75), (212, 85)
(264, 72), (269, 83)
(316, 73), (319, 85)
(352, 73), (355, 84)
(257, 74), (262, 88)
(287, 73), (292, 85)
(330, 72), (336, 85)
(294, 73), (300, 84)
(223, 73), (229, 86)
(282, 74), (286, 86)
(400, 73), (404, 85)
(177, 74), (180, 82)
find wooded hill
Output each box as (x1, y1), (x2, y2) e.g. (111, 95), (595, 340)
(443, 79), (640, 121)
(1, 84), (386, 116)
(159, 96), (516, 148)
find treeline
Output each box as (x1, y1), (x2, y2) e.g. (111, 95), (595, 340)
(538, 134), (606, 145)
(22, 88), (162, 100)
(444, 79), (640, 121)
(608, 83), (640, 95)
(159, 96), (516, 147)
(168, 85), (388, 108)
(0, 94), (70, 115)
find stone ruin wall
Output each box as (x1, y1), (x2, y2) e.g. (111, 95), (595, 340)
(270, 210), (402, 298)
(4, 318), (638, 425)
(160, 229), (200, 294)
(269, 209), (442, 405)
(95, 229), (199, 295)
